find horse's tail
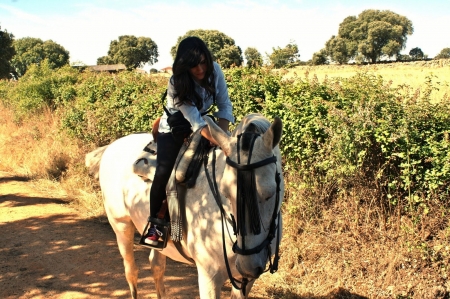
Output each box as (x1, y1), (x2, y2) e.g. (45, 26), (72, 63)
(85, 145), (108, 180)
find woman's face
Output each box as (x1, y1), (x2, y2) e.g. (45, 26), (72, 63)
(189, 55), (207, 82)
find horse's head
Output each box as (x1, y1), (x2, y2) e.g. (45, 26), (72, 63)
(204, 113), (284, 279)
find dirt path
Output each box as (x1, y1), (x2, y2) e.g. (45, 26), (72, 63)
(0, 172), (220, 299)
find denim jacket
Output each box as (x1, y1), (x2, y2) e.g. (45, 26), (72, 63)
(158, 62), (235, 133)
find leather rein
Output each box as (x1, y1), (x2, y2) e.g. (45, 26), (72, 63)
(204, 132), (282, 295)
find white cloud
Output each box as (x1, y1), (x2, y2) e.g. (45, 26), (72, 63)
(0, 4), (45, 24)
(1, 0), (448, 71)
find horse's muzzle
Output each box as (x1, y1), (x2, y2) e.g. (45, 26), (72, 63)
(236, 258), (265, 279)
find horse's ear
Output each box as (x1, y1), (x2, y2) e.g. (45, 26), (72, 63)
(203, 116), (231, 156)
(263, 117), (282, 149)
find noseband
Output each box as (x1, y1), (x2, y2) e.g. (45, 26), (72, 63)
(204, 132), (282, 294)
(226, 133), (281, 261)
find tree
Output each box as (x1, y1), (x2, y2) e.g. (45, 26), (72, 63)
(244, 47), (263, 68)
(324, 10), (413, 63)
(0, 26), (15, 79)
(397, 54), (411, 61)
(325, 36), (354, 64)
(311, 49), (329, 65)
(268, 43), (300, 68)
(435, 47), (450, 59)
(98, 35), (158, 69)
(171, 30), (243, 68)
(409, 47), (424, 60)
(11, 37), (69, 77)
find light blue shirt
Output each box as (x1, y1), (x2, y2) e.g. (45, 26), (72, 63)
(158, 62), (235, 133)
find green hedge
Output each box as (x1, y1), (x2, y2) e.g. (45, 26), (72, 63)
(225, 68), (450, 209)
(0, 60), (79, 121)
(61, 71), (166, 145)
(1, 64), (449, 210)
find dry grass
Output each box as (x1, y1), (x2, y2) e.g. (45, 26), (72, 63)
(0, 105), (103, 217)
(252, 172), (450, 299)
(283, 62), (450, 103)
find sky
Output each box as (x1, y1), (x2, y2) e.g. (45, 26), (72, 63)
(1, 0), (449, 71)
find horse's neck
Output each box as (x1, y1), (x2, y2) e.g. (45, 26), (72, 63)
(206, 148), (230, 208)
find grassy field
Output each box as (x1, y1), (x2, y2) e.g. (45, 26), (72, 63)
(284, 61), (450, 103)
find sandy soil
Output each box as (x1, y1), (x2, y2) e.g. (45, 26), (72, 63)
(0, 171), (238, 299)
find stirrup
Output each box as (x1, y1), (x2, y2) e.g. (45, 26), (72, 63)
(138, 217), (170, 250)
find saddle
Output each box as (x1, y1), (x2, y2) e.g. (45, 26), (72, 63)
(133, 130), (208, 186)
(133, 129), (212, 244)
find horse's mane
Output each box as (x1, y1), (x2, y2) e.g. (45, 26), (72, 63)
(232, 113), (270, 136)
(232, 114), (270, 152)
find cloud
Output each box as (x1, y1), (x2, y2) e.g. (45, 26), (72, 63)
(0, 4), (45, 24)
(1, 0), (448, 69)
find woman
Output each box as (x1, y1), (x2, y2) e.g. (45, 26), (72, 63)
(143, 36), (234, 246)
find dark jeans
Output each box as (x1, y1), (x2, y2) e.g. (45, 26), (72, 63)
(149, 132), (183, 219)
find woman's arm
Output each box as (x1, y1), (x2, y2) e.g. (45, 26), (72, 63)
(200, 118), (230, 152)
(213, 63), (234, 125)
(217, 118), (230, 133)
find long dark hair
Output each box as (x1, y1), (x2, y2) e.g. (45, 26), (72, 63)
(172, 36), (215, 110)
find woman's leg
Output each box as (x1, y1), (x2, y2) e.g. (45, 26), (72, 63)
(149, 132), (183, 218)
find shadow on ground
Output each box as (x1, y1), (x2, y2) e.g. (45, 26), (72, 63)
(0, 175), (30, 183)
(266, 287), (369, 299)
(0, 174), (368, 299)
(0, 191), (200, 298)
(0, 194), (66, 207)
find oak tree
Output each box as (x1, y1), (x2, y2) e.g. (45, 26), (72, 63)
(409, 47), (424, 60)
(268, 43), (299, 68)
(98, 35), (158, 69)
(311, 49), (329, 65)
(324, 10), (413, 63)
(0, 26), (15, 79)
(171, 30), (243, 68)
(435, 48), (450, 59)
(244, 47), (263, 68)
(11, 37), (69, 77)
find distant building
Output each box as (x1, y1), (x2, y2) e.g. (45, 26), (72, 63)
(87, 64), (127, 73)
(134, 68), (147, 74)
(160, 66), (173, 74)
(72, 64), (146, 74)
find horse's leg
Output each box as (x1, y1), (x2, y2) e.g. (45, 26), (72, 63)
(197, 267), (225, 299)
(230, 280), (254, 299)
(149, 249), (167, 299)
(111, 220), (139, 299)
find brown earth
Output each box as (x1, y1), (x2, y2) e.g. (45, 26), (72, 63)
(0, 171), (243, 299)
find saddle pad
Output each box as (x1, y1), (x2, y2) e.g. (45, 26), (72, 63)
(133, 141), (157, 180)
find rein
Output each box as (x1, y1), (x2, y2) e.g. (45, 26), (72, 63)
(204, 132), (282, 295)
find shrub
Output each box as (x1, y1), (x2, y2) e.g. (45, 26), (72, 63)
(2, 64), (449, 213)
(224, 67), (281, 126)
(5, 60), (79, 120)
(61, 70), (166, 145)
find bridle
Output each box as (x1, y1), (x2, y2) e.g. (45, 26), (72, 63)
(204, 132), (282, 295)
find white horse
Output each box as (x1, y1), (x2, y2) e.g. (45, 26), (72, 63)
(90, 113), (284, 299)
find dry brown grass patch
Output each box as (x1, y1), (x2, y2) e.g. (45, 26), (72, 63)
(255, 171), (450, 299)
(0, 104), (104, 217)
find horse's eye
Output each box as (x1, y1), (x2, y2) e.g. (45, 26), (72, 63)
(265, 194), (275, 201)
